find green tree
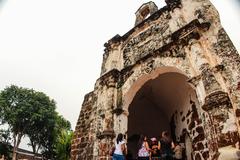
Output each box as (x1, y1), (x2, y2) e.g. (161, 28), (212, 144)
(39, 115), (71, 160)
(27, 116), (56, 159)
(25, 91), (57, 157)
(54, 115), (72, 159)
(55, 115), (71, 131)
(0, 85), (57, 160)
(0, 85), (73, 160)
(55, 130), (73, 160)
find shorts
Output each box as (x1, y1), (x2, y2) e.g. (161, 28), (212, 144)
(112, 153), (125, 160)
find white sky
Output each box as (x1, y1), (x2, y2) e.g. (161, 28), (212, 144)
(0, 0), (239, 136)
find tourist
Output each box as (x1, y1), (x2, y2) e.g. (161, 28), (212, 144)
(173, 141), (183, 160)
(137, 135), (150, 160)
(112, 133), (127, 160)
(150, 137), (161, 160)
(160, 131), (175, 160)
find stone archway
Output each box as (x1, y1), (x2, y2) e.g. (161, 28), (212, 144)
(125, 69), (200, 159)
(71, 0), (240, 159)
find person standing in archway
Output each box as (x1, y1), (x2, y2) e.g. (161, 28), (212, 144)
(137, 135), (151, 160)
(173, 141), (183, 160)
(150, 137), (161, 160)
(160, 131), (175, 160)
(112, 133), (127, 160)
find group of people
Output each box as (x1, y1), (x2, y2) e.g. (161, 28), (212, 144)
(112, 131), (183, 160)
(137, 131), (182, 160)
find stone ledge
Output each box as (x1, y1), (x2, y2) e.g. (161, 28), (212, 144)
(112, 107), (124, 115)
(96, 130), (115, 139)
(202, 91), (231, 111)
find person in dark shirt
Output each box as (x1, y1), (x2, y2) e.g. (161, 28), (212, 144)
(160, 131), (175, 160)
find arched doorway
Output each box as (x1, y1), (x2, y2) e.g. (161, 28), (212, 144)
(126, 71), (199, 159)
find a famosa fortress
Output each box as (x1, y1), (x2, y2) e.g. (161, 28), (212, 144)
(71, 0), (240, 159)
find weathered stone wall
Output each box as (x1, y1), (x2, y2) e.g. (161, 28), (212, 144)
(71, 92), (96, 160)
(72, 0), (240, 159)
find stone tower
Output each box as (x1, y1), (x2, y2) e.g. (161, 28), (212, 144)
(71, 0), (240, 159)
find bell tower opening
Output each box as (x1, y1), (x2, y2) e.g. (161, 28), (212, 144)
(127, 72), (198, 159)
(134, 1), (158, 26)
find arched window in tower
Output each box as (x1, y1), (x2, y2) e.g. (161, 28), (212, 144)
(135, 1), (158, 26)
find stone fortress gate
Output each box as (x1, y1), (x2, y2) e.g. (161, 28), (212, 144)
(71, 0), (240, 159)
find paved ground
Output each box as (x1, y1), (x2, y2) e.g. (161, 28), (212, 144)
(219, 146), (240, 160)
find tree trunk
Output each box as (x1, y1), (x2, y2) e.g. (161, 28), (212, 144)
(12, 134), (17, 160)
(31, 141), (36, 160)
(36, 145), (40, 154)
(35, 145), (41, 160)
(12, 134), (22, 160)
(30, 139), (41, 160)
(12, 148), (17, 160)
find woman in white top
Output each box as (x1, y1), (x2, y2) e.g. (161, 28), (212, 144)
(113, 133), (126, 160)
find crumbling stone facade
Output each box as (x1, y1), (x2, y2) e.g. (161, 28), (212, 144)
(71, 0), (240, 159)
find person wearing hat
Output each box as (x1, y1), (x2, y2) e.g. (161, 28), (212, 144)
(150, 137), (161, 160)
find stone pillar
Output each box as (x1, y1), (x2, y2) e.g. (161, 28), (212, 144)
(95, 70), (120, 159)
(188, 39), (239, 159)
(188, 39), (224, 97)
(212, 28), (240, 134)
(188, 39), (225, 159)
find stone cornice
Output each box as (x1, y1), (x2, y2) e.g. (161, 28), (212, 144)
(187, 64), (225, 87)
(172, 19), (210, 41)
(188, 75), (202, 87)
(98, 19), (211, 88)
(97, 69), (121, 87)
(130, 20), (210, 68)
(104, 34), (122, 53)
(202, 91), (231, 111)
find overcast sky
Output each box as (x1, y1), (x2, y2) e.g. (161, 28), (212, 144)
(0, 0), (239, 134)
